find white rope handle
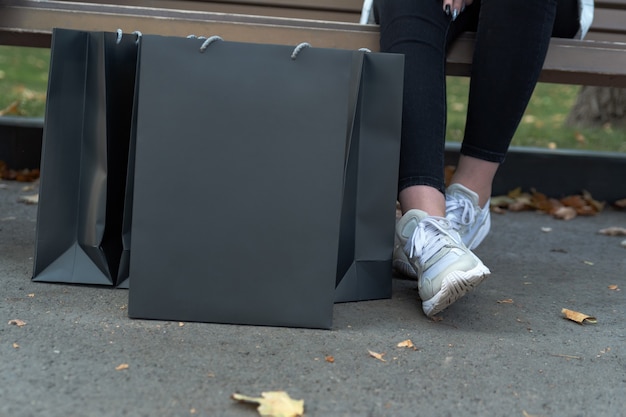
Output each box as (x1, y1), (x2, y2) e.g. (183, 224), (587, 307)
(291, 42), (311, 60)
(199, 35), (224, 52)
(115, 29), (142, 44)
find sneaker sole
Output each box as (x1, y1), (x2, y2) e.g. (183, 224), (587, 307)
(421, 264), (490, 317)
(392, 258), (419, 280)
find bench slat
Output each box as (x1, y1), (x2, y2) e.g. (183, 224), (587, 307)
(591, 8), (626, 33)
(57, 0), (363, 21)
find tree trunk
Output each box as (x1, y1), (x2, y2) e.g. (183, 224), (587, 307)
(566, 86), (626, 128)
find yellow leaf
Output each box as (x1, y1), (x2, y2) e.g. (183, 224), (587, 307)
(397, 339), (416, 349)
(115, 363), (130, 371)
(231, 391), (304, 417)
(562, 308), (597, 325)
(8, 319), (26, 327)
(368, 350), (386, 362)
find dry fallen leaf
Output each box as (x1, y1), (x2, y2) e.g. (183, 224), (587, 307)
(490, 188), (603, 218)
(598, 227), (626, 236)
(13, 343), (20, 349)
(19, 194), (39, 205)
(574, 131), (586, 144)
(581, 190), (605, 212)
(0, 160), (40, 182)
(231, 391), (304, 417)
(0, 101), (22, 116)
(497, 299), (514, 304)
(608, 285), (620, 291)
(325, 355), (335, 363)
(562, 308), (597, 325)
(8, 319), (26, 327)
(553, 206), (577, 220)
(614, 198), (626, 209)
(115, 363), (130, 371)
(368, 350), (387, 362)
(397, 339), (417, 350)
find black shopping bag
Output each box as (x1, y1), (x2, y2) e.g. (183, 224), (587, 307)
(127, 35), (403, 328)
(33, 28), (138, 286)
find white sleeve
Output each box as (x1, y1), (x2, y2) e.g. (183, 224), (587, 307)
(576, 0), (594, 40)
(360, 0), (375, 24)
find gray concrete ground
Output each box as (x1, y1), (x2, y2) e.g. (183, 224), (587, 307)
(1, 179), (625, 417)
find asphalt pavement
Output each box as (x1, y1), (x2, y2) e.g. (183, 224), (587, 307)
(1, 179), (625, 417)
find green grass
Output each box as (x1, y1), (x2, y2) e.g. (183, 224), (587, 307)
(0, 46), (49, 117)
(0, 45), (624, 153)
(446, 77), (626, 153)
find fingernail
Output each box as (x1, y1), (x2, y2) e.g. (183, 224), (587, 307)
(452, 9), (458, 20)
(445, 5), (451, 15)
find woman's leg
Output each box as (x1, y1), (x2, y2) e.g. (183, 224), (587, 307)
(375, 0), (479, 216)
(376, 0), (489, 317)
(446, 0), (558, 249)
(451, 0), (559, 203)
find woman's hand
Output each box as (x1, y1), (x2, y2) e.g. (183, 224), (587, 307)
(442, 0), (473, 21)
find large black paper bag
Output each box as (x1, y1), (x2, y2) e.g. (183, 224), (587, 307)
(127, 35), (403, 328)
(33, 28), (138, 286)
(334, 50), (403, 303)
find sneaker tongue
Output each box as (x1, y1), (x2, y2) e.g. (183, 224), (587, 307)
(448, 184), (479, 205)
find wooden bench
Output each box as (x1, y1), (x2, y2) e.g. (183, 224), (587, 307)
(1, 0), (625, 87)
(1, 0), (625, 201)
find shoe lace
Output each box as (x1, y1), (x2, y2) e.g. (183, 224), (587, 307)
(406, 217), (452, 262)
(446, 195), (476, 230)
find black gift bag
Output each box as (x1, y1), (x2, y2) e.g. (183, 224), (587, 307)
(33, 28), (138, 286)
(127, 35), (403, 329)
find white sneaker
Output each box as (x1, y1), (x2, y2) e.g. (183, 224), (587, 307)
(393, 213), (420, 280)
(445, 183), (491, 250)
(399, 209), (490, 316)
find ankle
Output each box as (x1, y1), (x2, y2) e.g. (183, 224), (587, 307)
(399, 185), (446, 217)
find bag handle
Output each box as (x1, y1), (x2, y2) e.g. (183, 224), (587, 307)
(115, 29), (142, 45)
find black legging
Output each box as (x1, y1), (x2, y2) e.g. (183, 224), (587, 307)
(374, 0), (580, 194)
